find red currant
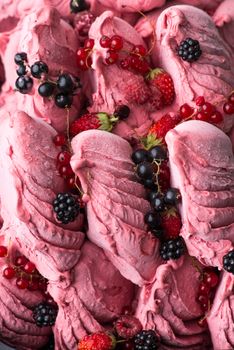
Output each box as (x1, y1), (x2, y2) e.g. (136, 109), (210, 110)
(77, 53), (92, 71)
(202, 102), (215, 116)
(23, 261), (36, 274)
(132, 45), (147, 57)
(0, 246), (8, 257)
(3, 266), (15, 279)
(15, 256), (28, 267)
(84, 38), (94, 49)
(198, 318), (207, 327)
(203, 271), (219, 288)
(120, 58), (131, 69)
(100, 35), (111, 48)
(77, 48), (88, 59)
(28, 279), (39, 291)
(16, 277), (29, 289)
(59, 165), (74, 178)
(210, 111), (223, 124)
(198, 282), (210, 295)
(195, 96), (205, 106)
(105, 50), (118, 65)
(223, 102), (234, 115)
(195, 111), (210, 122)
(197, 294), (208, 304)
(228, 92), (234, 104)
(53, 134), (66, 147)
(180, 103), (194, 119)
(57, 151), (71, 166)
(110, 35), (123, 51)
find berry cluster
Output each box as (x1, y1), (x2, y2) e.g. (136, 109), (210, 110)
(223, 250), (234, 274)
(196, 268), (219, 326)
(53, 192), (80, 224)
(178, 38), (202, 63)
(14, 52), (81, 108)
(0, 247), (47, 292)
(180, 96), (224, 124)
(223, 91), (234, 116)
(132, 145), (185, 261)
(33, 302), (58, 327)
(77, 38), (94, 70)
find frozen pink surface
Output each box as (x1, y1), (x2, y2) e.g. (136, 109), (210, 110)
(71, 130), (161, 286)
(166, 120), (234, 268)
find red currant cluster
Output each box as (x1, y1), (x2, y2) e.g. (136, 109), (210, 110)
(180, 96), (223, 124)
(196, 268), (219, 326)
(223, 91), (234, 115)
(77, 38), (94, 70)
(0, 245), (47, 292)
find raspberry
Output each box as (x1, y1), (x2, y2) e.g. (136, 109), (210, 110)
(115, 315), (142, 339)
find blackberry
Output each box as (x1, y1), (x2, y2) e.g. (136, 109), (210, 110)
(131, 149), (148, 165)
(70, 0), (88, 13)
(223, 250), (234, 274)
(31, 61), (49, 78)
(55, 93), (73, 108)
(178, 38), (202, 62)
(114, 105), (130, 120)
(33, 303), (58, 327)
(15, 76), (33, 94)
(160, 237), (185, 260)
(134, 330), (158, 350)
(14, 52), (27, 65)
(148, 146), (167, 162)
(53, 193), (80, 224)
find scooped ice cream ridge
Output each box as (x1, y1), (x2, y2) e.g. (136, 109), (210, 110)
(0, 1), (233, 350)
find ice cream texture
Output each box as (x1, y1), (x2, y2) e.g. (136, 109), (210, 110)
(0, 0), (233, 349)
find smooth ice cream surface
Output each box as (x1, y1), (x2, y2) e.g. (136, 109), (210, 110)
(166, 120), (234, 268)
(71, 130), (161, 286)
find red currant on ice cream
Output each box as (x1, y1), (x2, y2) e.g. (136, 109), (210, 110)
(100, 35), (111, 48)
(223, 102), (234, 115)
(24, 261), (36, 274)
(105, 50), (118, 65)
(57, 151), (71, 166)
(16, 277), (29, 289)
(3, 266), (16, 279)
(180, 103), (194, 119)
(53, 134), (66, 147)
(203, 271), (219, 288)
(210, 111), (223, 124)
(84, 38), (94, 49)
(0, 246), (8, 257)
(132, 45), (147, 57)
(15, 255), (28, 266)
(110, 35), (123, 51)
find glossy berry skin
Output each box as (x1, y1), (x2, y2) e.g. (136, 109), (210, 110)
(195, 96), (205, 106)
(58, 164), (74, 179)
(134, 330), (158, 350)
(164, 188), (181, 205)
(160, 237), (185, 260)
(115, 315), (142, 339)
(223, 102), (234, 115)
(148, 146), (167, 162)
(178, 38), (202, 62)
(31, 61), (49, 79)
(16, 64), (27, 76)
(110, 35), (123, 51)
(15, 76), (33, 94)
(180, 103), (194, 119)
(203, 271), (219, 288)
(16, 278), (29, 290)
(70, 0), (88, 13)
(57, 151), (71, 166)
(228, 92), (234, 104)
(77, 54), (92, 71)
(131, 149), (148, 164)
(137, 162), (154, 180)
(53, 134), (66, 147)
(38, 82), (55, 97)
(198, 282), (210, 295)
(53, 193), (80, 224)
(57, 74), (74, 93)
(223, 250), (234, 274)
(114, 105), (130, 120)
(14, 52), (27, 65)
(84, 38), (94, 49)
(15, 256), (28, 266)
(210, 111), (223, 124)
(0, 246), (8, 257)
(151, 194), (165, 212)
(105, 50), (118, 65)
(144, 212), (161, 229)
(195, 111), (210, 122)
(55, 93), (73, 109)
(33, 303), (58, 327)
(24, 261), (36, 274)
(142, 178), (157, 190)
(202, 102), (214, 116)
(100, 36), (111, 48)
(3, 267), (16, 279)
(148, 191), (158, 203)
(132, 45), (147, 57)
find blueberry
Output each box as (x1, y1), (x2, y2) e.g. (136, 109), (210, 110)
(15, 76), (33, 94)
(55, 93), (73, 108)
(14, 52), (27, 65)
(131, 149), (148, 164)
(31, 61), (49, 78)
(136, 162), (154, 180)
(57, 74), (74, 93)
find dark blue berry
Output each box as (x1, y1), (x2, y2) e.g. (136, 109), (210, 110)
(164, 188), (181, 205)
(114, 105), (130, 120)
(178, 38), (202, 62)
(160, 237), (185, 260)
(14, 52), (27, 65)
(53, 193), (80, 224)
(151, 194), (165, 212)
(31, 61), (49, 78)
(38, 82), (55, 97)
(134, 330), (158, 350)
(55, 93), (73, 108)
(223, 250), (234, 274)
(137, 162), (154, 180)
(144, 212), (161, 229)
(16, 64), (27, 76)
(33, 303), (58, 327)
(15, 76), (33, 94)
(148, 146), (167, 162)
(70, 0), (88, 13)
(142, 178), (157, 190)
(57, 74), (74, 93)
(132, 149), (148, 164)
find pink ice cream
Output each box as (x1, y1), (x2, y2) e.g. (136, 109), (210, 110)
(0, 7), (82, 132)
(207, 272), (234, 350)
(135, 255), (210, 349)
(88, 0), (166, 14)
(154, 5), (234, 132)
(71, 130), (161, 286)
(52, 241), (135, 349)
(0, 110), (84, 281)
(213, 0), (234, 52)
(0, 240), (51, 350)
(88, 11), (160, 140)
(166, 120), (234, 269)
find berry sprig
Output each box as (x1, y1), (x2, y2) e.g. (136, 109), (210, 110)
(0, 246), (48, 292)
(196, 267), (219, 326)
